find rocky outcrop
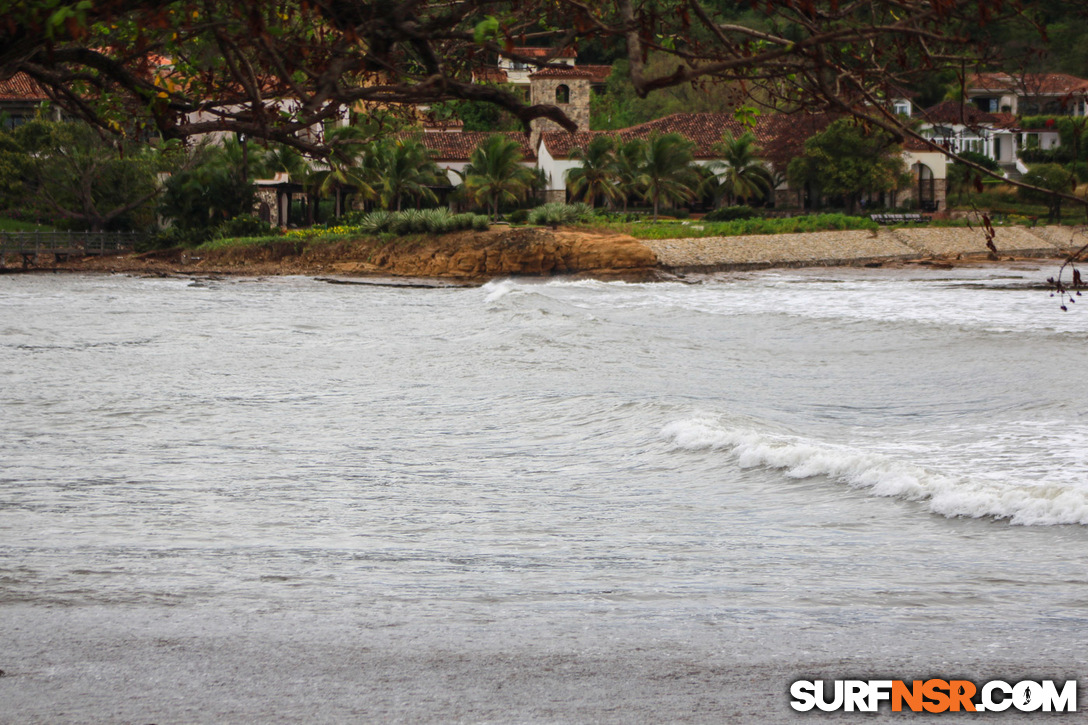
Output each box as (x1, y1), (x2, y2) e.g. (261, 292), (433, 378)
(356, 228), (657, 278)
(29, 224), (1078, 280)
(52, 227), (659, 281)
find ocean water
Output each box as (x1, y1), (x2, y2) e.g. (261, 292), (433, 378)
(2, 265), (1087, 722)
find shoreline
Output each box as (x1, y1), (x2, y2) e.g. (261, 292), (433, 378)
(3, 224), (1081, 283)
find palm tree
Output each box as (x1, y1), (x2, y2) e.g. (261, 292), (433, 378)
(566, 135), (622, 208)
(637, 132), (699, 220)
(255, 142), (308, 182)
(372, 138), (445, 211)
(614, 138), (647, 213)
(707, 131), (773, 207)
(305, 126), (379, 221)
(463, 135), (536, 221)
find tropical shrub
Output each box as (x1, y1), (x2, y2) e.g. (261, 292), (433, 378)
(349, 210), (392, 232)
(703, 205), (757, 222)
(346, 209), (489, 235)
(213, 215), (280, 239)
(1019, 163), (1076, 221)
(659, 208), (691, 219)
(527, 202), (595, 227)
(160, 140), (256, 231)
(787, 119), (911, 214)
(387, 209), (424, 234)
(956, 150), (1001, 171)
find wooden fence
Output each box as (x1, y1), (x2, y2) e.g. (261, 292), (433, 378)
(0, 231), (142, 268)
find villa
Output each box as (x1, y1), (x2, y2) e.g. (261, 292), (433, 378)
(967, 72), (1088, 116)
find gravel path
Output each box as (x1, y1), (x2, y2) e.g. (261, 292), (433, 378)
(642, 225), (1079, 270)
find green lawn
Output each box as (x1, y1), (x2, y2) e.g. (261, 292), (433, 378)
(579, 213), (879, 239)
(0, 217), (54, 232)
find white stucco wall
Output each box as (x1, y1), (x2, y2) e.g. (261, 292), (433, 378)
(535, 141), (581, 193)
(436, 161), (468, 186)
(903, 150), (948, 179)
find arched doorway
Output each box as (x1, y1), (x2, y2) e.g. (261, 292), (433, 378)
(914, 162), (936, 211)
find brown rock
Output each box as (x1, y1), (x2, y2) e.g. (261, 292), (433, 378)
(17, 226), (659, 281)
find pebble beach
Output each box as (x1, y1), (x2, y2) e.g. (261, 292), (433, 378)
(642, 224), (1086, 271)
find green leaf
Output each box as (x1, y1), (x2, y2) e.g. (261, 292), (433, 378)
(473, 16), (500, 45)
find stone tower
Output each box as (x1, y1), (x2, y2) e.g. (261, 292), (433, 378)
(528, 67), (593, 148)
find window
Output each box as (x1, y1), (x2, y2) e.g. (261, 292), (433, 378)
(555, 85), (570, 104)
(2, 113), (28, 130)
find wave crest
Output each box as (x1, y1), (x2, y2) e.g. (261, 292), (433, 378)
(661, 419), (1088, 526)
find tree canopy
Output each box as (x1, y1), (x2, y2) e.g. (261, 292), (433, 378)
(787, 119), (910, 212)
(1, 119), (169, 231)
(463, 135), (536, 220)
(1, 0), (1067, 157)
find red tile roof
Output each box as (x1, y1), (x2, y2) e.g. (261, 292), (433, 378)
(418, 131), (535, 162)
(528, 66), (611, 82)
(507, 47), (577, 59)
(918, 100), (1000, 127)
(0, 72), (48, 101)
(968, 72), (1088, 96)
(902, 136), (929, 152)
(540, 112), (832, 169)
(422, 118), (464, 131)
(473, 67), (508, 83)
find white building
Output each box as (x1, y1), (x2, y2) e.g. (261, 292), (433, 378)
(967, 72), (1088, 116)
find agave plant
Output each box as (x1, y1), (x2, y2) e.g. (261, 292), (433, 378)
(420, 208), (454, 234)
(527, 202), (594, 228)
(356, 210), (393, 233)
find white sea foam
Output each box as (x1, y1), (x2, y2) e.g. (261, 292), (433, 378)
(662, 418), (1088, 526)
(482, 279), (518, 302)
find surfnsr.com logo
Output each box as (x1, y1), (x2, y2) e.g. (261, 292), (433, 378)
(790, 679), (1077, 713)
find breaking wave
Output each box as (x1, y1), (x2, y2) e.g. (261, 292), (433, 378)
(662, 418), (1088, 526)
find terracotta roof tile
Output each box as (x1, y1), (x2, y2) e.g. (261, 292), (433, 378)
(418, 131), (535, 162)
(0, 72), (48, 101)
(968, 72), (1088, 96)
(902, 136), (932, 152)
(918, 100), (999, 126)
(422, 118), (464, 131)
(473, 67), (508, 83)
(528, 66), (605, 81)
(541, 112), (831, 169)
(507, 47), (577, 59)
